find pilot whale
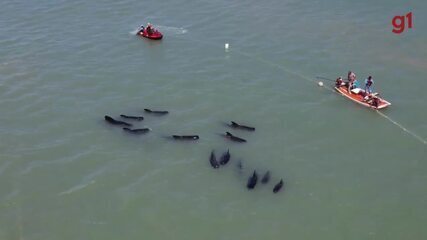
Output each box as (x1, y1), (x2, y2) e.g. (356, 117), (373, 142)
(104, 115), (132, 127)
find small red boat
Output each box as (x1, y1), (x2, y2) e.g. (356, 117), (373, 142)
(335, 85), (391, 110)
(137, 28), (163, 40)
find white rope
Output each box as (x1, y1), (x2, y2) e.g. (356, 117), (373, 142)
(376, 110), (427, 145)
(173, 35), (427, 146)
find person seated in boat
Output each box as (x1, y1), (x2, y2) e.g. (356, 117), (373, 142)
(364, 76), (374, 94)
(138, 25), (145, 34)
(146, 23), (154, 35)
(364, 94), (380, 108)
(335, 76), (345, 87)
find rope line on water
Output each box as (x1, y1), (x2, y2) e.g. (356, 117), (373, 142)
(233, 51), (427, 146)
(376, 110), (427, 145)
(172, 35), (427, 146)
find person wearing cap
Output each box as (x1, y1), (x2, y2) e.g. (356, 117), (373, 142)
(364, 76), (374, 94)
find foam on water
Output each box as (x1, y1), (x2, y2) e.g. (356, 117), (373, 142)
(129, 28), (140, 35)
(58, 180), (96, 196)
(156, 25), (188, 35)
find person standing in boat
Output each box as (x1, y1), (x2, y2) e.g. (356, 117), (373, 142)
(347, 71), (356, 93)
(347, 73), (360, 94)
(348, 71), (356, 82)
(364, 76), (374, 94)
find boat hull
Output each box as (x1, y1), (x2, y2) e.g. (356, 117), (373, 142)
(335, 86), (391, 110)
(137, 29), (163, 40)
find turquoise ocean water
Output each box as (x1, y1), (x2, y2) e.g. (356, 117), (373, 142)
(1, 0), (426, 239)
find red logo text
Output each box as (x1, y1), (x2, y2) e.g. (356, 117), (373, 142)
(392, 12), (413, 34)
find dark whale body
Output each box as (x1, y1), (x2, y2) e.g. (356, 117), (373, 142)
(209, 151), (219, 168)
(120, 115), (144, 121)
(237, 160), (243, 170)
(261, 171), (270, 184)
(225, 132), (246, 143)
(144, 108), (169, 115)
(104, 115), (132, 127)
(172, 135), (199, 140)
(219, 149), (230, 165)
(122, 128), (150, 134)
(247, 171), (258, 189)
(230, 121), (255, 131)
(273, 179), (284, 193)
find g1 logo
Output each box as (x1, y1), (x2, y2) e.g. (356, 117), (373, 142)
(392, 12), (413, 34)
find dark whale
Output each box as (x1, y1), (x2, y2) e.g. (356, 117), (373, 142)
(261, 171), (270, 184)
(120, 115), (144, 121)
(237, 160), (243, 170)
(225, 132), (247, 143)
(247, 170), (258, 189)
(273, 179), (284, 193)
(209, 151), (219, 168)
(230, 121), (255, 131)
(123, 128), (151, 134)
(219, 149), (230, 165)
(144, 108), (169, 115)
(104, 115), (132, 127)
(172, 135), (199, 140)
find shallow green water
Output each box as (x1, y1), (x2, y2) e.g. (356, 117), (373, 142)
(1, 0), (426, 239)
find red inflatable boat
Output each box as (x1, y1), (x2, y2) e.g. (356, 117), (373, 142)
(137, 28), (163, 40)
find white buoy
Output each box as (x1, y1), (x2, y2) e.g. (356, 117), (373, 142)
(225, 43), (229, 49)
(318, 81), (324, 87)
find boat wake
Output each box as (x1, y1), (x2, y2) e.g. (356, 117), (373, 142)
(155, 25), (188, 35)
(129, 28), (140, 35)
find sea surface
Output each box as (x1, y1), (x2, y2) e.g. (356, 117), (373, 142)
(1, 0), (426, 239)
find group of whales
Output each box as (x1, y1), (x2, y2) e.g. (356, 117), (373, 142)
(104, 108), (284, 194)
(104, 108), (194, 138)
(104, 109), (252, 141)
(210, 122), (285, 193)
(209, 149), (284, 193)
